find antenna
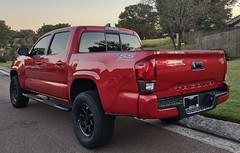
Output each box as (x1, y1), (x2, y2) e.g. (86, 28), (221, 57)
(105, 23), (111, 27)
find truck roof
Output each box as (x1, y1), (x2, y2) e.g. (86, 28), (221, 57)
(44, 26), (136, 36)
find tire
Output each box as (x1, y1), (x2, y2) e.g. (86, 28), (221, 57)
(160, 117), (181, 124)
(10, 76), (29, 108)
(72, 90), (114, 149)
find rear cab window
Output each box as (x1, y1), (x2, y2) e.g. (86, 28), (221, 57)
(79, 31), (141, 53)
(79, 32), (106, 53)
(120, 34), (142, 51)
(106, 33), (121, 51)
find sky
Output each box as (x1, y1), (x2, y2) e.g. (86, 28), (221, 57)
(0, 0), (239, 32)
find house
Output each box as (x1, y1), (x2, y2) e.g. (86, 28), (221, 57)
(226, 15), (240, 27)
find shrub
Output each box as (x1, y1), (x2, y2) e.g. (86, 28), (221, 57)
(223, 50), (230, 61)
(0, 56), (7, 63)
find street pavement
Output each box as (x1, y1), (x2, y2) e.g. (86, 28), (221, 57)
(0, 73), (235, 153)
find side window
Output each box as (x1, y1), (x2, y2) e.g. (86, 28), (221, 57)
(48, 32), (70, 55)
(120, 34), (141, 51)
(32, 35), (51, 56)
(106, 33), (121, 51)
(79, 32), (106, 53)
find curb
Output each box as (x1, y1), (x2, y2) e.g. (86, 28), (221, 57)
(179, 115), (240, 143)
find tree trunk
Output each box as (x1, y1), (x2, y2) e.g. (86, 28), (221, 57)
(177, 31), (182, 50)
(169, 32), (177, 50)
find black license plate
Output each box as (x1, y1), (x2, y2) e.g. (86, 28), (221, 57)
(184, 95), (199, 109)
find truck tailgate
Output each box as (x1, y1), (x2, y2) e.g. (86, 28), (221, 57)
(154, 50), (226, 98)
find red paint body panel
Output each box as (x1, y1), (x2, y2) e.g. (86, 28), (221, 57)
(11, 26), (230, 119)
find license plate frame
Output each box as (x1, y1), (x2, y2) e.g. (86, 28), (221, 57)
(183, 95), (199, 109)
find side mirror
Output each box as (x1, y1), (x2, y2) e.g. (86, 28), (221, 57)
(17, 47), (29, 56)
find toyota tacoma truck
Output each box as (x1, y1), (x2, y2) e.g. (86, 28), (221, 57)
(10, 26), (229, 149)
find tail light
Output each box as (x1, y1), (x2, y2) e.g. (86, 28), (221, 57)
(135, 59), (156, 94)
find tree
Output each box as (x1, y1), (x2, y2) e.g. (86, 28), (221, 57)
(196, 0), (237, 30)
(144, 0), (238, 50)
(148, 0), (210, 50)
(36, 23), (70, 38)
(116, 4), (159, 39)
(0, 20), (11, 48)
(15, 30), (36, 48)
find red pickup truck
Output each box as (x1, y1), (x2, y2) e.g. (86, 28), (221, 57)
(10, 26), (229, 149)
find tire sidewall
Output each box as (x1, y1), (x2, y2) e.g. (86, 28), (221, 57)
(10, 76), (21, 105)
(10, 76), (29, 107)
(72, 91), (104, 148)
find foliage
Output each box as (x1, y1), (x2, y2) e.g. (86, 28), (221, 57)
(196, 0), (238, 30)
(116, 4), (159, 39)
(142, 0), (238, 50)
(36, 23), (71, 38)
(13, 29), (36, 48)
(0, 20), (71, 61)
(0, 56), (7, 63)
(0, 20), (11, 48)
(154, 0), (209, 50)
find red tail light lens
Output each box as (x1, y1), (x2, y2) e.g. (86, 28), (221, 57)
(135, 59), (156, 81)
(135, 59), (156, 94)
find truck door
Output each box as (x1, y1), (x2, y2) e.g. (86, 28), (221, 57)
(41, 31), (70, 100)
(25, 35), (52, 93)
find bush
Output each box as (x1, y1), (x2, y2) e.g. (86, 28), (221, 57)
(223, 50), (230, 61)
(0, 56), (7, 63)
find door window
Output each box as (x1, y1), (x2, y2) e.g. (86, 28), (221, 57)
(32, 35), (51, 56)
(48, 32), (70, 55)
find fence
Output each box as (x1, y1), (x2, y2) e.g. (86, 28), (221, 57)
(195, 28), (240, 57)
(183, 27), (240, 44)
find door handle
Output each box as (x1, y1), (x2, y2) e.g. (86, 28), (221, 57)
(56, 61), (64, 66)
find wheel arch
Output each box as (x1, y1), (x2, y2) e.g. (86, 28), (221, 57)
(10, 70), (18, 78)
(70, 78), (99, 104)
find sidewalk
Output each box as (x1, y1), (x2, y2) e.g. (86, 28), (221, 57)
(0, 66), (239, 143)
(0, 66), (10, 76)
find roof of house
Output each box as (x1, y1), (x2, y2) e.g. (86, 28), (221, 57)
(226, 15), (240, 27)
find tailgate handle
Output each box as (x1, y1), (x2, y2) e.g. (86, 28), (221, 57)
(192, 61), (204, 70)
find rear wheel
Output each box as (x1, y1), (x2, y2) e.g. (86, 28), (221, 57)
(10, 76), (29, 108)
(72, 90), (114, 149)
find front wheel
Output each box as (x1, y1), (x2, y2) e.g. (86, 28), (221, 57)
(10, 76), (29, 108)
(72, 91), (114, 149)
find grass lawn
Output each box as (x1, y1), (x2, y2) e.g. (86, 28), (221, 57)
(142, 38), (196, 50)
(0, 61), (12, 68)
(204, 58), (240, 123)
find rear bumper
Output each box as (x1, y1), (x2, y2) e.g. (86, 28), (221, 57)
(138, 83), (229, 119)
